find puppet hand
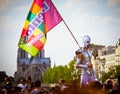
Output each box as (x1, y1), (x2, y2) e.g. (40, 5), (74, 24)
(88, 63), (92, 68)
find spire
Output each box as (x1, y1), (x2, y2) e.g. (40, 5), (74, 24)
(53, 61), (56, 67)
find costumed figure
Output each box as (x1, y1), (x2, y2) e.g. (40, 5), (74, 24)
(75, 35), (95, 87)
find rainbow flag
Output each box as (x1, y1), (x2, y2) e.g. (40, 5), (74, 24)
(18, 0), (62, 56)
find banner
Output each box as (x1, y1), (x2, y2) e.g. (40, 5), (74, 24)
(18, 0), (62, 56)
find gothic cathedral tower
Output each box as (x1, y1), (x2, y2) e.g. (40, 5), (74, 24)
(14, 48), (51, 82)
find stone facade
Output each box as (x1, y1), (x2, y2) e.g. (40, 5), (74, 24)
(14, 48), (51, 82)
(92, 38), (120, 80)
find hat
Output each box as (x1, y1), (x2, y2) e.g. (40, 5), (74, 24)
(83, 35), (91, 47)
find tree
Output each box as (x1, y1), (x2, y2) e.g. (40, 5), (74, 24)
(101, 65), (120, 82)
(0, 71), (8, 82)
(42, 59), (81, 83)
(43, 65), (70, 83)
(68, 59), (81, 81)
(42, 68), (53, 83)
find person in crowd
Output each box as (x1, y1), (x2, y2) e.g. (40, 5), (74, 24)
(12, 86), (22, 94)
(54, 85), (61, 94)
(86, 80), (103, 94)
(42, 89), (49, 94)
(60, 81), (87, 94)
(17, 78), (27, 94)
(25, 76), (34, 93)
(75, 35), (95, 87)
(110, 75), (120, 94)
(101, 84), (108, 94)
(49, 87), (57, 94)
(30, 80), (42, 94)
(106, 79), (113, 94)
(58, 78), (68, 91)
(2, 77), (13, 94)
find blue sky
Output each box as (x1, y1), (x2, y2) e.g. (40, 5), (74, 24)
(0, 0), (120, 76)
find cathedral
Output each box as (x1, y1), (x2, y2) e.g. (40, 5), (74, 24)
(14, 48), (51, 82)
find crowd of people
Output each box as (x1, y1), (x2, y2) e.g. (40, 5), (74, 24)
(0, 76), (120, 94)
(0, 76), (61, 94)
(1, 76), (50, 94)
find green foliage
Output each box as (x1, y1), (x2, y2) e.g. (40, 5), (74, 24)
(101, 65), (120, 82)
(101, 72), (110, 82)
(42, 68), (53, 83)
(42, 59), (81, 83)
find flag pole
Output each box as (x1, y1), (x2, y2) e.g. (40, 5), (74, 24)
(62, 19), (81, 49)
(51, 0), (81, 49)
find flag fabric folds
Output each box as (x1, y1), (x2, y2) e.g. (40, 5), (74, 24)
(18, 0), (62, 56)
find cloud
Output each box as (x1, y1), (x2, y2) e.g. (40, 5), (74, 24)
(0, 16), (19, 32)
(60, 0), (97, 12)
(64, 13), (120, 45)
(0, 0), (11, 11)
(107, 0), (120, 6)
(13, 1), (31, 13)
(70, 13), (120, 30)
(65, 0), (97, 6)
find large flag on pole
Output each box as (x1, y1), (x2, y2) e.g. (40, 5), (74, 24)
(18, 0), (62, 56)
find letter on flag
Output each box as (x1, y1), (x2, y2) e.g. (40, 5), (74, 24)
(18, 0), (62, 56)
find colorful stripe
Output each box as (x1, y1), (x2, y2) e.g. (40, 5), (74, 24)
(18, 0), (62, 56)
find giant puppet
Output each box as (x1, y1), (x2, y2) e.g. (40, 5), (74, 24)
(75, 35), (95, 87)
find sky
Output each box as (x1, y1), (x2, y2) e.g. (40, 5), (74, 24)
(0, 0), (120, 76)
